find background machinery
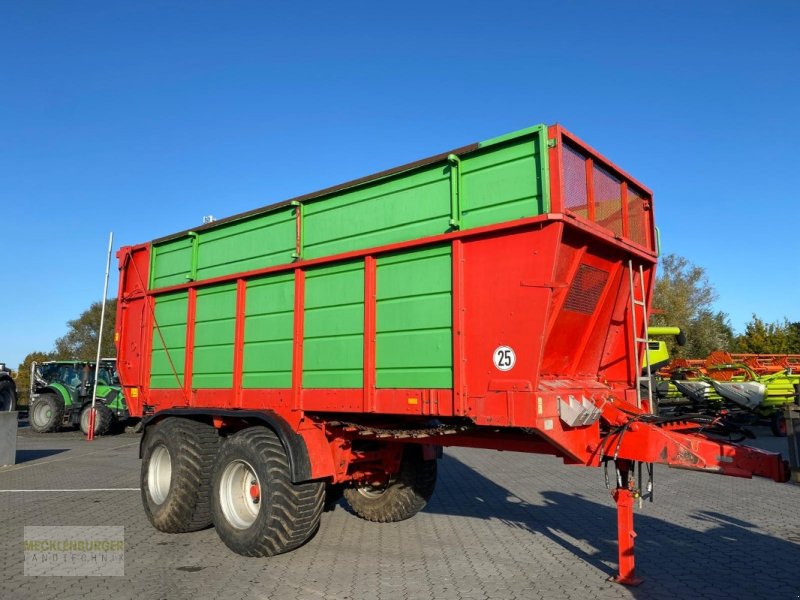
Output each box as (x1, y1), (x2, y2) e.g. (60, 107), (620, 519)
(28, 359), (127, 435)
(0, 363), (16, 412)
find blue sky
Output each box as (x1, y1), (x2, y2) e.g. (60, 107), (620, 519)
(1, 1), (798, 369)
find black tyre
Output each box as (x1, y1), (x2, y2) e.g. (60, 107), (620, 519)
(771, 409), (788, 438)
(141, 418), (220, 533)
(29, 394), (64, 433)
(79, 403), (114, 436)
(0, 379), (16, 412)
(344, 446), (437, 523)
(210, 427), (324, 557)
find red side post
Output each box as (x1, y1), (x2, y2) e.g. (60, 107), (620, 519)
(86, 407), (96, 441)
(363, 256), (376, 412)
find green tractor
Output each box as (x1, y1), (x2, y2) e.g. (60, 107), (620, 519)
(28, 359), (128, 435)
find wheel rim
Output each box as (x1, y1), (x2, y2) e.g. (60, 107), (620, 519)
(148, 445), (172, 505)
(33, 402), (51, 426)
(219, 459), (261, 529)
(357, 482), (389, 498)
(81, 408), (92, 433)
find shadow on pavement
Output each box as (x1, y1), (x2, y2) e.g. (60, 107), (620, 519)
(15, 448), (69, 464)
(425, 454), (800, 596)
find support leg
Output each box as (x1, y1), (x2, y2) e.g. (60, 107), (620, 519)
(610, 486), (643, 586)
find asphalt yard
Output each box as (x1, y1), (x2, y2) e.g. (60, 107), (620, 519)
(1, 421), (798, 600)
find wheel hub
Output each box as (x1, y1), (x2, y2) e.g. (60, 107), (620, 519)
(219, 460), (262, 529)
(249, 481), (260, 503)
(148, 444), (172, 505)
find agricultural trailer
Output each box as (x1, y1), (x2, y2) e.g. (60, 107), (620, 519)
(29, 359), (127, 435)
(115, 123), (791, 585)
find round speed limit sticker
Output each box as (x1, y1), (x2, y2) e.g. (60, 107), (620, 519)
(493, 346), (516, 371)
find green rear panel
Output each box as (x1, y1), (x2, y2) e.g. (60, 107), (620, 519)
(150, 238), (193, 289)
(464, 130), (547, 228)
(150, 291), (188, 389)
(376, 246), (452, 388)
(303, 261), (364, 388)
(243, 272), (295, 389)
(148, 125), (549, 288)
(192, 284), (237, 388)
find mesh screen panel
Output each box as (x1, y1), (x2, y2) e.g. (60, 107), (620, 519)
(626, 186), (649, 247)
(562, 144), (589, 218)
(592, 164), (623, 236)
(564, 264), (609, 314)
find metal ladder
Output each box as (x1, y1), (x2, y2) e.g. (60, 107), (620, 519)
(628, 260), (653, 412)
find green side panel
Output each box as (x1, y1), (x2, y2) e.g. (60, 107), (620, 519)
(149, 208), (296, 290)
(243, 272), (295, 389)
(376, 245), (452, 388)
(150, 238), (193, 289)
(303, 261), (364, 388)
(463, 127), (548, 228)
(303, 166), (451, 259)
(195, 208), (295, 280)
(150, 291), (188, 389)
(146, 125), (549, 291)
(192, 283), (237, 389)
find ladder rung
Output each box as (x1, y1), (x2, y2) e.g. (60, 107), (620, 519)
(632, 299), (646, 307)
(634, 337), (648, 343)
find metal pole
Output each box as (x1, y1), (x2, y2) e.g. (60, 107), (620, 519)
(87, 232), (114, 441)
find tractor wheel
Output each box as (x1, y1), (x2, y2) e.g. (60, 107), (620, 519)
(771, 410), (788, 438)
(0, 379), (16, 412)
(79, 403), (114, 436)
(141, 418), (220, 533)
(29, 394), (64, 433)
(344, 447), (437, 523)
(210, 427), (324, 557)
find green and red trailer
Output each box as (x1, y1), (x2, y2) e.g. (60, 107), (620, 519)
(115, 123), (790, 584)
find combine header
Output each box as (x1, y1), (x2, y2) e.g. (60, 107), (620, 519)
(654, 350), (800, 436)
(115, 123), (789, 585)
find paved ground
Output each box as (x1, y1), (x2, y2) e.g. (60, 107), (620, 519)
(1, 421), (798, 600)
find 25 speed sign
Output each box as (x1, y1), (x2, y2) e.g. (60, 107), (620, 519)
(493, 346), (516, 371)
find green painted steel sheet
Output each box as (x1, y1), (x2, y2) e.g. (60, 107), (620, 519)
(462, 132), (546, 228)
(195, 207), (295, 280)
(147, 125), (549, 289)
(150, 291), (188, 389)
(302, 166), (451, 259)
(376, 246), (452, 388)
(192, 283), (237, 389)
(150, 238), (193, 289)
(303, 261), (364, 388)
(243, 272), (295, 389)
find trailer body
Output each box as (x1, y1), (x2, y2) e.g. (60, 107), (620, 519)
(116, 123), (787, 584)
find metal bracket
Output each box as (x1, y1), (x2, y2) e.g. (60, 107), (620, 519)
(291, 200), (304, 260)
(557, 395), (602, 427)
(447, 154), (462, 229)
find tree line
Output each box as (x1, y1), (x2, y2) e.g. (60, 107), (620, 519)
(650, 254), (800, 357)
